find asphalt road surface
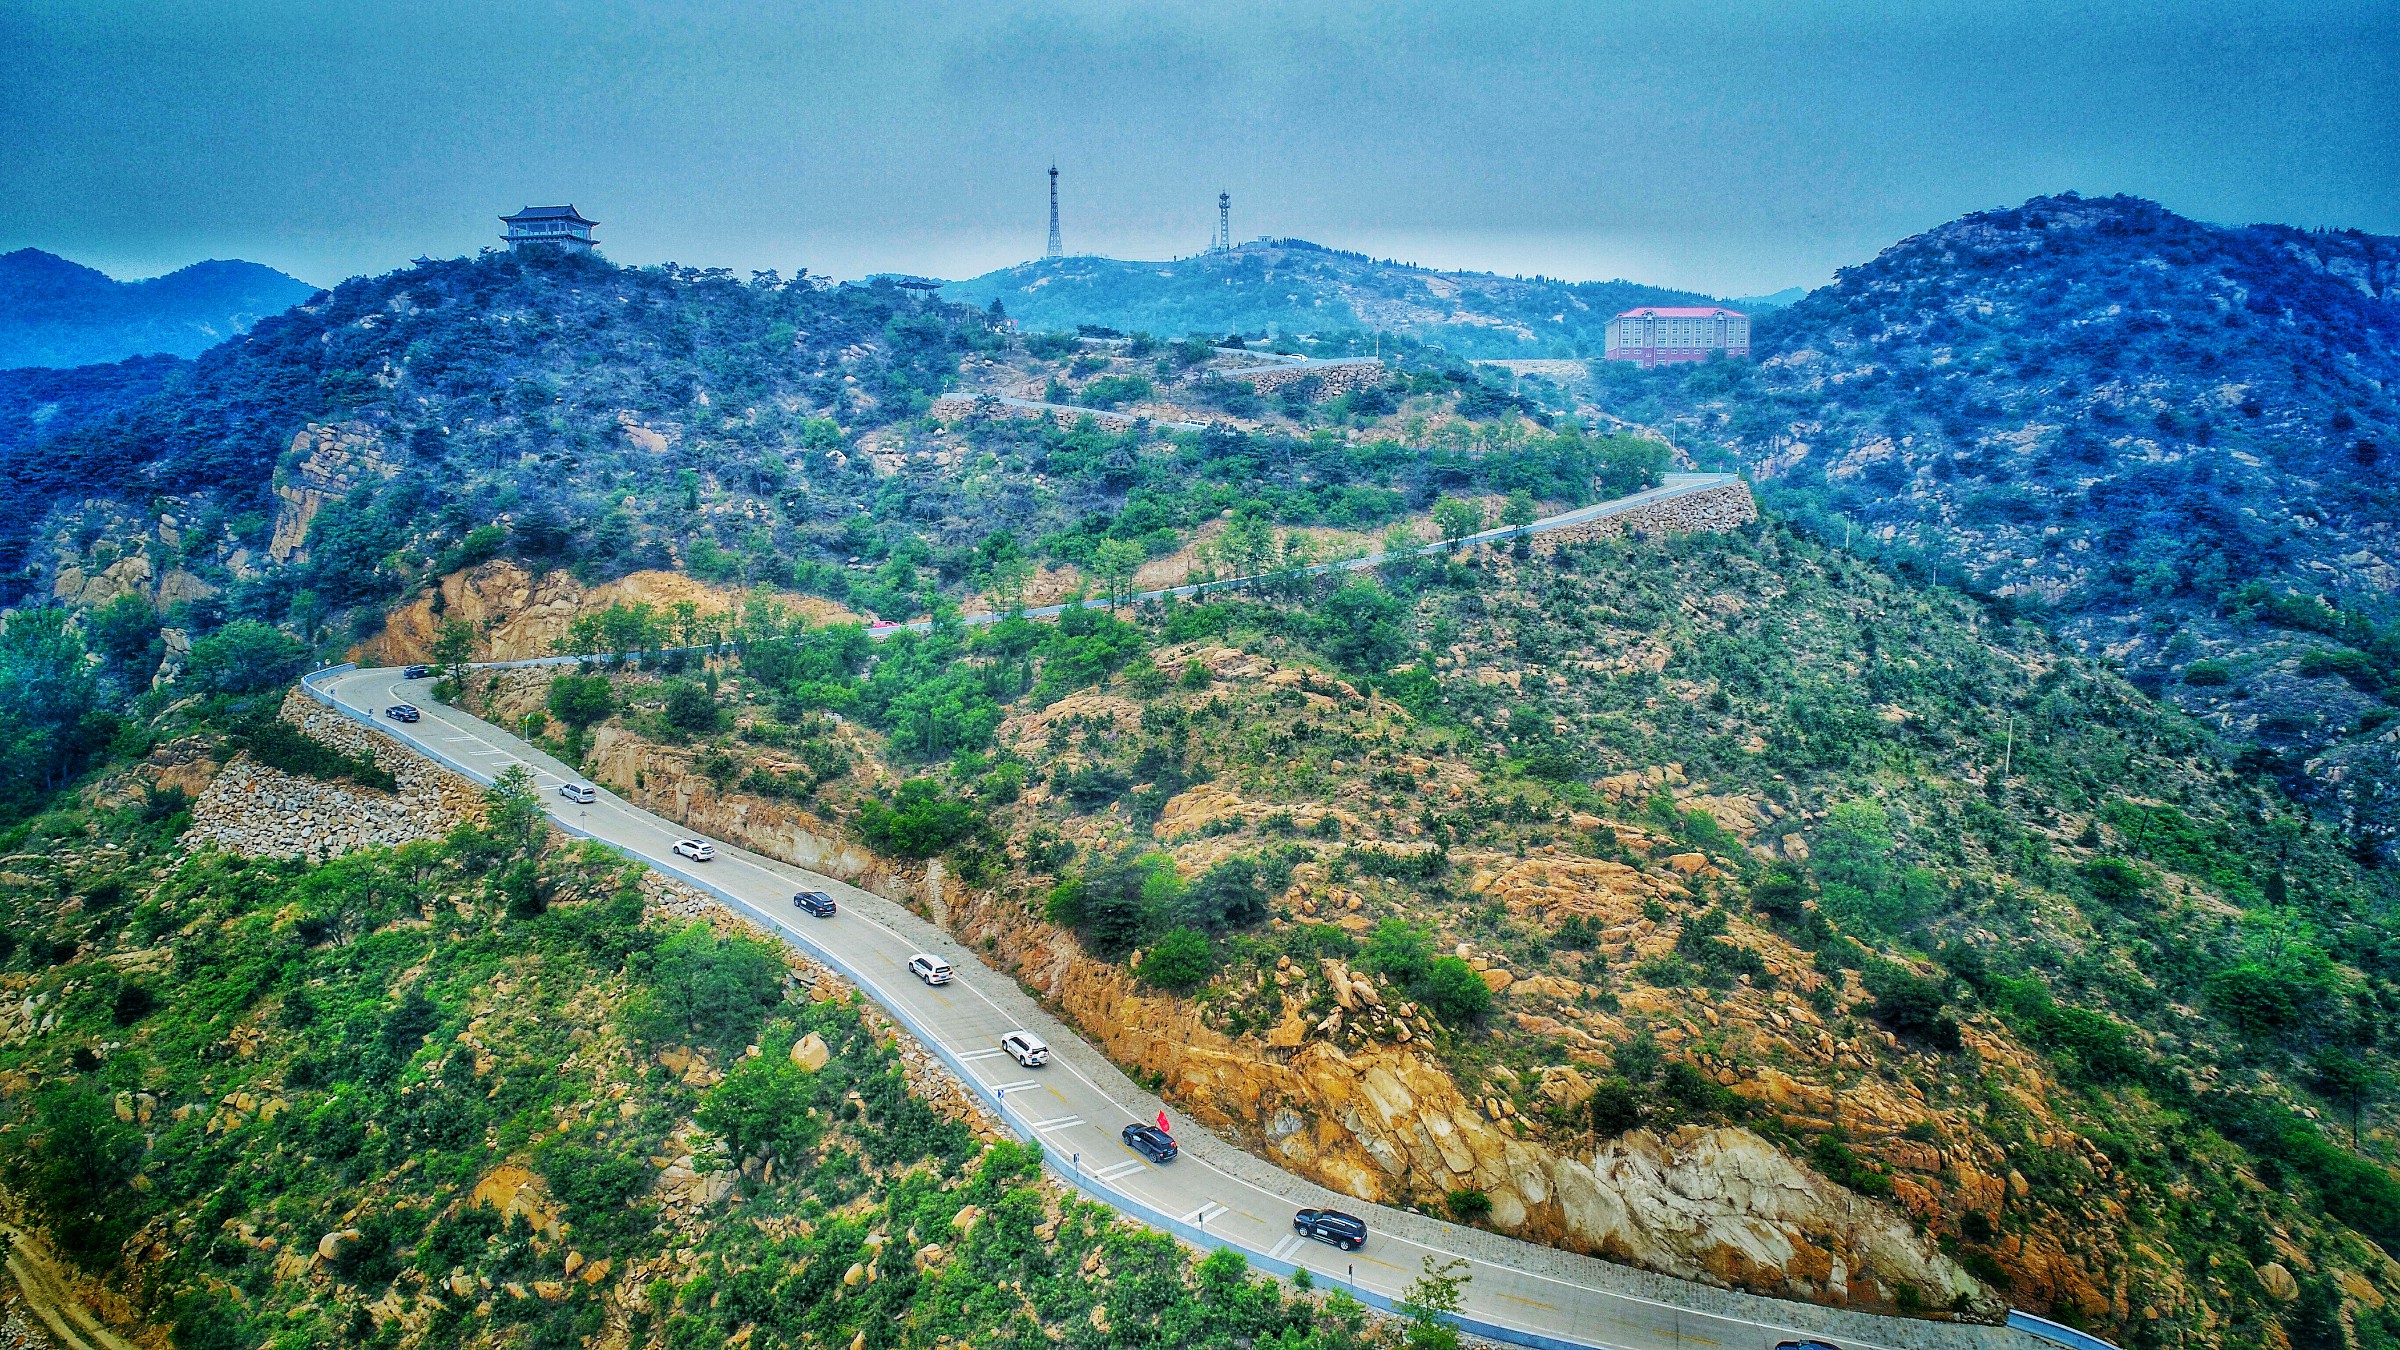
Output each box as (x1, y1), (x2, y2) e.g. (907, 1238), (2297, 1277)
(304, 663), (2050, 1350)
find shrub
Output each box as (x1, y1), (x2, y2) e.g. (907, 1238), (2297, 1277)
(1862, 962), (1950, 1041)
(659, 679), (722, 734)
(1445, 1188), (1492, 1223)
(2182, 659), (2234, 686)
(1589, 1078), (1644, 1136)
(1141, 927), (1214, 992)
(236, 717), (396, 792)
(1748, 864), (1813, 921)
(1417, 955), (1493, 1023)
(2080, 857), (2149, 907)
(546, 673), (616, 730)
(854, 779), (983, 858)
(1181, 856), (1276, 931)
(110, 984), (155, 1026)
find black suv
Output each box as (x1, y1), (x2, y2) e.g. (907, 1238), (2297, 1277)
(794, 891), (836, 917)
(1293, 1208), (1367, 1251)
(1120, 1123), (1178, 1163)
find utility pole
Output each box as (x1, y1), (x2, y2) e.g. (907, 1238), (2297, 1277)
(1047, 165), (1063, 259)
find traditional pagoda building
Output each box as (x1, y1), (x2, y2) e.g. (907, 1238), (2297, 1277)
(499, 205), (598, 254)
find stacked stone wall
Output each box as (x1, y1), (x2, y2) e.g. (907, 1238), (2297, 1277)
(1202, 359), (1386, 397)
(188, 690), (485, 860)
(1535, 480), (1759, 551)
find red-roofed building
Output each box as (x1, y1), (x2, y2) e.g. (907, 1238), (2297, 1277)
(1604, 307), (1749, 367)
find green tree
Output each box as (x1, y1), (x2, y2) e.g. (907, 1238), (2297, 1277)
(546, 673), (617, 733)
(697, 1050), (824, 1163)
(86, 594), (161, 689)
(185, 619), (304, 694)
(2311, 1050), (2386, 1144)
(0, 607), (100, 811)
(1500, 490), (1539, 531)
(430, 617), (476, 691)
(1094, 538), (1145, 610)
(627, 924), (786, 1052)
(1399, 1256), (1471, 1350)
(1431, 497), (1485, 546)
(1417, 956), (1493, 1023)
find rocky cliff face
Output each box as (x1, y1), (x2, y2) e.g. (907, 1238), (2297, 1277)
(939, 849), (1999, 1318)
(358, 561), (841, 666)
(269, 422), (402, 563)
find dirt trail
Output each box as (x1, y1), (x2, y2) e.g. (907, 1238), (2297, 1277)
(0, 1221), (143, 1350)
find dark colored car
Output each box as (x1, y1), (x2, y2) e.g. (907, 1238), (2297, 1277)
(1773, 1342), (1842, 1350)
(1293, 1208), (1367, 1251)
(385, 704), (421, 722)
(401, 664), (431, 679)
(794, 891), (836, 917)
(1121, 1123), (1178, 1163)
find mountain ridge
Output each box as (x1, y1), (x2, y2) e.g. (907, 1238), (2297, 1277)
(945, 239), (1724, 358)
(0, 246), (318, 369)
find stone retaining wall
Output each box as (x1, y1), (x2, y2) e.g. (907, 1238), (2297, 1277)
(188, 690), (485, 860)
(1198, 359), (1386, 398)
(1535, 480), (1759, 551)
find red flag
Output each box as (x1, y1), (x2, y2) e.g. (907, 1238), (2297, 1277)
(1157, 1109), (1170, 1135)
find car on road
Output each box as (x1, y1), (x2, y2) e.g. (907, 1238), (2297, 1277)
(794, 891), (836, 917)
(1121, 1123), (1177, 1163)
(385, 704), (421, 722)
(1772, 1342), (1843, 1350)
(672, 839), (716, 862)
(1000, 1031), (1049, 1066)
(1293, 1208), (1367, 1251)
(558, 782), (597, 804)
(907, 953), (953, 985)
(401, 664), (431, 679)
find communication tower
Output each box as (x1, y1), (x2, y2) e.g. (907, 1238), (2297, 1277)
(1046, 165), (1063, 259)
(1216, 191), (1231, 252)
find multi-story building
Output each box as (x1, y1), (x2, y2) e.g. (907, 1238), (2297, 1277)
(500, 205), (598, 254)
(1603, 306), (1749, 366)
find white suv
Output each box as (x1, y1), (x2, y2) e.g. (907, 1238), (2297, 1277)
(673, 839), (716, 862)
(1001, 1031), (1049, 1067)
(908, 954), (953, 985)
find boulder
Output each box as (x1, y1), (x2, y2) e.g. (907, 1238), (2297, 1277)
(791, 1032), (831, 1072)
(2258, 1262), (2300, 1302)
(317, 1229), (362, 1262)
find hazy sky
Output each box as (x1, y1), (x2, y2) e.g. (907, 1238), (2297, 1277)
(3, 1), (2393, 296)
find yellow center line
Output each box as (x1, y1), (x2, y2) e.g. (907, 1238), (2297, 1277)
(1492, 1292), (1558, 1311)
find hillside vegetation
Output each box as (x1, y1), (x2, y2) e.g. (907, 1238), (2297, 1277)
(1582, 193), (2400, 856)
(484, 516), (2400, 1348)
(0, 744), (1407, 1350)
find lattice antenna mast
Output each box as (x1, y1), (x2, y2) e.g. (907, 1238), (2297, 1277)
(1046, 165), (1063, 259)
(1217, 191), (1230, 252)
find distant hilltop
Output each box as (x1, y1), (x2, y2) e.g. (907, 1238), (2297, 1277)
(0, 248), (318, 369)
(945, 238), (1733, 360)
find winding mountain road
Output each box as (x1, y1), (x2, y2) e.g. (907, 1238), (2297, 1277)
(299, 658), (2061, 1350)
